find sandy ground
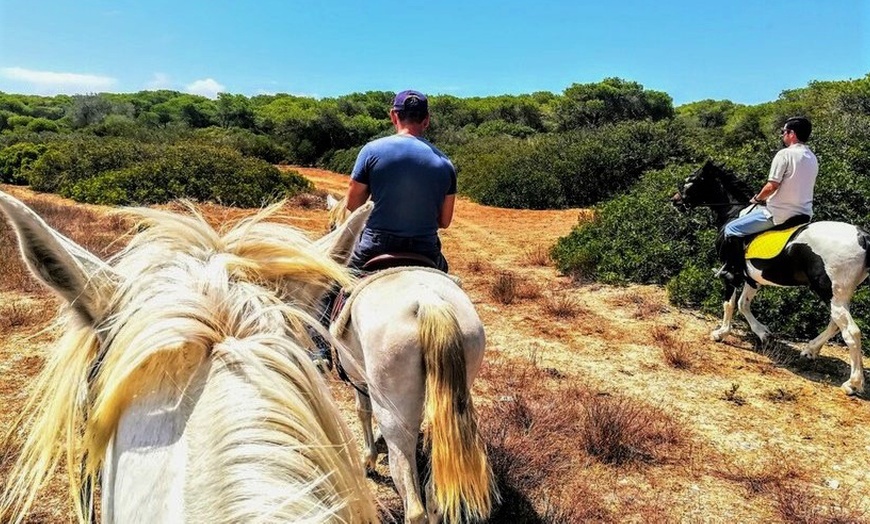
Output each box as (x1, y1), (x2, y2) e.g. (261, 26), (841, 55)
(1, 168), (868, 522)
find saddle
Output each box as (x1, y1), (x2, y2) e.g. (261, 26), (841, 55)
(328, 252), (440, 324)
(743, 214), (810, 260)
(360, 252), (439, 272)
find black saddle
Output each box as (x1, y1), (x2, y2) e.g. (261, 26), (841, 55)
(360, 252), (439, 272)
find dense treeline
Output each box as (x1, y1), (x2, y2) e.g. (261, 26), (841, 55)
(3, 73), (870, 341)
(0, 77), (679, 207)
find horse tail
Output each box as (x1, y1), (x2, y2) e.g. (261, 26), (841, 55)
(418, 294), (495, 523)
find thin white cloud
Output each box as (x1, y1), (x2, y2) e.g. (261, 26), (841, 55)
(146, 72), (172, 90)
(185, 78), (225, 99)
(0, 67), (116, 95)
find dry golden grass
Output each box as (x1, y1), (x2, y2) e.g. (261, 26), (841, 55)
(515, 280), (542, 300)
(489, 271), (518, 305)
(775, 483), (867, 524)
(465, 257), (487, 272)
(763, 387), (799, 403)
(477, 357), (613, 521)
(721, 383), (747, 406)
(288, 192), (322, 210)
(712, 450), (803, 496)
(0, 300), (51, 335)
(520, 245), (551, 266)
(578, 393), (686, 466)
(651, 325), (694, 370)
(542, 292), (583, 318)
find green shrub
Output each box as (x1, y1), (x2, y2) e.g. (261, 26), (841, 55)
(456, 136), (566, 209)
(27, 137), (152, 193)
(66, 143), (309, 207)
(6, 115), (33, 130)
(0, 142), (47, 184)
(26, 118), (60, 133)
(552, 165), (703, 283)
(321, 146), (361, 175)
(456, 120), (692, 209)
(193, 127), (290, 164)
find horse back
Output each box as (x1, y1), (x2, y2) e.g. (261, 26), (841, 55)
(747, 221), (868, 295)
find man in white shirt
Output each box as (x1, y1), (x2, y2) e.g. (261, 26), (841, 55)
(718, 116), (818, 285)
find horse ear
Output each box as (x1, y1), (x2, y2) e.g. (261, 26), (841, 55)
(0, 191), (119, 326)
(326, 194), (340, 211)
(316, 201), (373, 266)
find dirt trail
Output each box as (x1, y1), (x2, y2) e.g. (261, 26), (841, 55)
(2, 170), (869, 522)
(293, 168), (870, 520)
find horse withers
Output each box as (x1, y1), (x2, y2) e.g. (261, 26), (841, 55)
(326, 195), (498, 524)
(0, 191), (378, 523)
(673, 160), (869, 395)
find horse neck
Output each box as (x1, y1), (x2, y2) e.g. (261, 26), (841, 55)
(714, 202), (746, 228)
(707, 183), (748, 228)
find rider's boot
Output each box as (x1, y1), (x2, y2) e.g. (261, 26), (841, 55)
(715, 236), (745, 287)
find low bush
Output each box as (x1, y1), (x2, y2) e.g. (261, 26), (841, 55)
(552, 164), (703, 284)
(0, 142), (47, 184)
(321, 146), (362, 175)
(67, 143), (310, 207)
(455, 120), (693, 209)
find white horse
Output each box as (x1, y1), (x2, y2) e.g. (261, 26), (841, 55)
(0, 190), (378, 523)
(327, 195), (497, 524)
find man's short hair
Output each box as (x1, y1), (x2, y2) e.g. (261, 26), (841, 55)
(784, 116), (812, 142)
(392, 89), (429, 123)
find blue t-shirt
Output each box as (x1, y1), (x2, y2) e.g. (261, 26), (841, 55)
(351, 134), (457, 237)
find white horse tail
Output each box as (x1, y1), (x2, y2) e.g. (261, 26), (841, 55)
(418, 294), (495, 523)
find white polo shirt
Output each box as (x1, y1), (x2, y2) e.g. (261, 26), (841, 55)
(764, 143), (818, 224)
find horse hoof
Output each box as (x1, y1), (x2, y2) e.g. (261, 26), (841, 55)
(710, 330), (725, 342)
(799, 349), (818, 360)
(841, 382), (863, 396)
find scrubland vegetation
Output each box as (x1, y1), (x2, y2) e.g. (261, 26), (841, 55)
(2, 74), (870, 338)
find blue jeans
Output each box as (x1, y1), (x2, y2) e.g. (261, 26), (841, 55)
(350, 228), (448, 272)
(724, 207), (775, 238)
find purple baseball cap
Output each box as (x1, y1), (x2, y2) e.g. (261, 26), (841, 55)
(392, 90), (428, 112)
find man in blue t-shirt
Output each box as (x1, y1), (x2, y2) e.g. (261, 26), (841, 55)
(311, 90), (456, 372)
(343, 89), (456, 272)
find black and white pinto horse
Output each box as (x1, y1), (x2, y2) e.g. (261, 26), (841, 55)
(673, 160), (869, 395)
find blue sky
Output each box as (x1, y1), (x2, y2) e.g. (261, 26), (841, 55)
(0, 0), (866, 106)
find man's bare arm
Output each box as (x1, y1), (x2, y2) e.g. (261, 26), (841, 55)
(753, 181), (780, 203)
(345, 180), (371, 211)
(438, 194), (456, 228)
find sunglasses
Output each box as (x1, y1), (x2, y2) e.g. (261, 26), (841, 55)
(780, 128), (792, 135)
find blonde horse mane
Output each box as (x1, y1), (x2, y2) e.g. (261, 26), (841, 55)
(1, 201), (376, 523)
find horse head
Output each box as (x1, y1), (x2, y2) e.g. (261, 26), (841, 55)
(673, 161), (754, 227)
(673, 160), (726, 210)
(0, 191), (377, 523)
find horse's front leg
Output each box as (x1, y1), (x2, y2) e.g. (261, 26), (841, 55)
(737, 283), (771, 342)
(355, 390), (378, 472)
(711, 285), (739, 341)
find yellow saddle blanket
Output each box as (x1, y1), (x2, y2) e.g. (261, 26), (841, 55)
(744, 226), (803, 260)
